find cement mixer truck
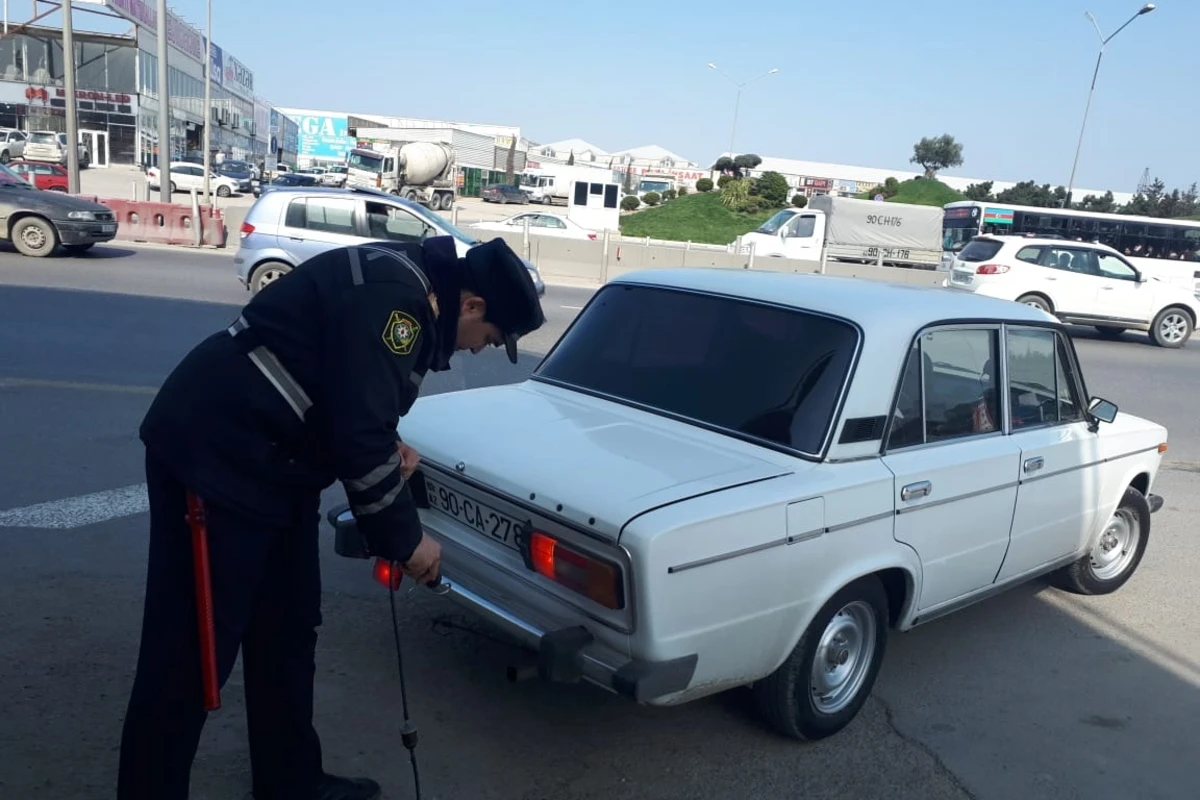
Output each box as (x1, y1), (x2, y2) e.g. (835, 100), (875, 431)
(345, 142), (457, 211)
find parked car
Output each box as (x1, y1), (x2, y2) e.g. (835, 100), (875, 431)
(215, 160), (255, 186)
(234, 186), (544, 296)
(0, 128), (27, 163)
(0, 161), (117, 256)
(7, 159), (68, 192)
(23, 130), (89, 168)
(147, 161), (246, 197)
(321, 165), (348, 187)
(469, 211), (598, 241)
(481, 184), (529, 204)
(328, 268), (1168, 741)
(252, 172), (319, 198)
(944, 235), (1199, 347)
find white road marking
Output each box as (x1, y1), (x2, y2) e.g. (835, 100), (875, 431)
(0, 484), (149, 529)
(561, 305), (583, 310)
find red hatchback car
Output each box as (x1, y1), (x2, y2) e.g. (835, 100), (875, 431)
(8, 159), (68, 191)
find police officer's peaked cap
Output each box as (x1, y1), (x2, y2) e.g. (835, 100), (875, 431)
(463, 238), (546, 363)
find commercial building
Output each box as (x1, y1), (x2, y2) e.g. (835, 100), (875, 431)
(529, 138), (707, 187)
(0, 1), (277, 168)
(274, 107), (534, 197)
(712, 152), (1135, 207)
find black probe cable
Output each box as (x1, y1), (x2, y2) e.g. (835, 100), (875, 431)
(388, 566), (423, 800)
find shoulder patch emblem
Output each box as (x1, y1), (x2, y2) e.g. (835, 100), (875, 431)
(382, 310), (421, 356)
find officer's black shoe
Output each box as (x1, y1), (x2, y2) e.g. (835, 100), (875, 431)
(311, 774), (382, 800)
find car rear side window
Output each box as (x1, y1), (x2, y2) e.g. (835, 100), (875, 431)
(533, 284), (860, 456)
(957, 239), (1004, 262)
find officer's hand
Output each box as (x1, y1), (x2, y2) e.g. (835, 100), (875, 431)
(397, 441), (421, 480)
(402, 532), (442, 585)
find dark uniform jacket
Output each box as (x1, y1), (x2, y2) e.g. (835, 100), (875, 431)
(140, 242), (442, 563)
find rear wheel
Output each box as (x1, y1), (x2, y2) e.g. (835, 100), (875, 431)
(250, 261), (292, 295)
(753, 576), (889, 740)
(216, 184), (232, 198)
(1016, 293), (1052, 313)
(1150, 306), (1192, 348)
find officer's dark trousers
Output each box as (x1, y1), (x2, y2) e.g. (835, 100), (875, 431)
(117, 448), (325, 799)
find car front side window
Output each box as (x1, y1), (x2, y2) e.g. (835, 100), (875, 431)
(1095, 252), (1139, 281)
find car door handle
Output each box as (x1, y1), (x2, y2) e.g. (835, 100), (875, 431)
(900, 481), (931, 501)
(1024, 456), (1045, 473)
(288, 236), (305, 242)
(1101, 286), (1114, 290)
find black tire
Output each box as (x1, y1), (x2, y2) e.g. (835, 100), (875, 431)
(250, 261), (292, 295)
(0, 151), (9, 163)
(1016, 293), (1052, 313)
(1095, 326), (1126, 338)
(1149, 306), (1193, 348)
(169, 181), (177, 193)
(753, 575), (889, 741)
(216, 184), (231, 198)
(11, 216), (59, 257)
(1053, 485), (1151, 595)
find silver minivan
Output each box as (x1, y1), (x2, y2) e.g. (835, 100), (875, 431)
(234, 186), (545, 296)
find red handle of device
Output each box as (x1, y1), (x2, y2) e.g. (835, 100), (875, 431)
(187, 491), (221, 711)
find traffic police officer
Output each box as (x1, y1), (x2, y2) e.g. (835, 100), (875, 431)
(116, 235), (545, 800)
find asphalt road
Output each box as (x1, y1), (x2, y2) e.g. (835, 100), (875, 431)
(1, 244), (1197, 800)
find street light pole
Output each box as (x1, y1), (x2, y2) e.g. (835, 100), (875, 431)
(62, 0), (79, 193)
(156, 0), (171, 203)
(707, 62), (778, 159)
(1063, 3), (1155, 207)
(202, 0), (211, 203)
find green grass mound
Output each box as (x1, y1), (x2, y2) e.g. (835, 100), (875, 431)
(619, 192), (775, 245)
(857, 178), (965, 207)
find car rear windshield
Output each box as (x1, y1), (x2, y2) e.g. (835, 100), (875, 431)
(29, 132), (56, 144)
(957, 239), (1005, 262)
(534, 284), (860, 456)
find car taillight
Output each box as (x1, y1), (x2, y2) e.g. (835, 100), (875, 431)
(976, 263), (1010, 275)
(240, 222), (255, 239)
(527, 530), (624, 610)
(587, 233), (597, 240)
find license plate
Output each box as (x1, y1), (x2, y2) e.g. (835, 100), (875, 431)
(423, 475), (523, 551)
(952, 271), (973, 284)
(101, 224), (116, 233)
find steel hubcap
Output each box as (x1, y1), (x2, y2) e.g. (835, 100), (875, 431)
(810, 600), (876, 715)
(22, 227), (45, 248)
(1159, 314), (1187, 342)
(1090, 508), (1139, 580)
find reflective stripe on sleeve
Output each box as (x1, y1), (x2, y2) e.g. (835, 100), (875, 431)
(352, 480), (406, 516)
(345, 452), (401, 493)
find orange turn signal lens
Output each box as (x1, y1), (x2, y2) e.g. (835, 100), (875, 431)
(1158, 442), (1168, 453)
(528, 531), (624, 610)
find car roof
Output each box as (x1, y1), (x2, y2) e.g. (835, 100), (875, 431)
(610, 267), (1057, 332)
(980, 234), (1119, 252)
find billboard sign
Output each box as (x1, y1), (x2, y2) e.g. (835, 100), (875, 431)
(223, 53), (254, 99)
(205, 40), (223, 86)
(290, 113), (352, 160)
(105, 0), (205, 63)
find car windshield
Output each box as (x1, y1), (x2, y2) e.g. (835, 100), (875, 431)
(404, 201), (480, 246)
(755, 209), (796, 235)
(347, 151), (384, 172)
(534, 284), (861, 456)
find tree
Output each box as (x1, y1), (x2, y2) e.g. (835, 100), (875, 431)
(911, 134), (963, 179)
(753, 171), (789, 208)
(567, 150), (575, 166)
(710, 153), (763, 179)
(791, 194), (807, 208)
(964, 181), (994, 201)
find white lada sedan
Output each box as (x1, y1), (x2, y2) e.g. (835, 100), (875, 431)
(331, 268), (1168, 741)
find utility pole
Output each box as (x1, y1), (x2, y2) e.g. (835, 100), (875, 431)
(62, 0), (79, 193)
(201, 0), (211, 203)
(156, 0), (171, 203)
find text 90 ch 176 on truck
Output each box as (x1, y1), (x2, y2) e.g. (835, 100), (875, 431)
(330, 268), (1168, 741)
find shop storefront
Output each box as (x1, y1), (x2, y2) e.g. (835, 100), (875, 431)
(0, 25), (139, 166)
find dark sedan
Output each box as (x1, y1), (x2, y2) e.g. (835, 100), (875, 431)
(0, 162), (117, 256)
(253, 172), (319, 198)
(481, 183), (529, 204)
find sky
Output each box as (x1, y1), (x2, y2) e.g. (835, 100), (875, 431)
(46, 0), (1197, 195)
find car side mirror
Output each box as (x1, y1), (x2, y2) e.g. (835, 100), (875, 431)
(1087, 396), (1118, 430)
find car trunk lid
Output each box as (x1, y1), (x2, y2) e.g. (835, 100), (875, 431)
(400, 382), (794, 542)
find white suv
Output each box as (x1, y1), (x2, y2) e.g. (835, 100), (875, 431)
(944, 235), (1199, 348)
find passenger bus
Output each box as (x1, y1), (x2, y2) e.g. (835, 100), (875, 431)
(941, 200), (1200, 293)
